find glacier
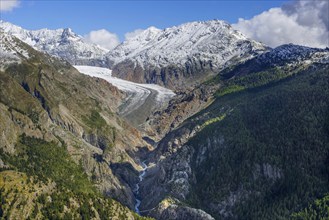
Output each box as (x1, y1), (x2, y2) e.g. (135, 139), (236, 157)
(74, 65), (175, 125)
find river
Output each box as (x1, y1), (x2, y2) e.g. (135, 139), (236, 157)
(134, 161), (148, 215)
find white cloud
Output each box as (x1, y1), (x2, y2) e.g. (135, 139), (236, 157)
(124, 29), (144, 41)
(233, 0), (329, 48)
(84, 29), (120, 50)
(0, 0), (20, 11)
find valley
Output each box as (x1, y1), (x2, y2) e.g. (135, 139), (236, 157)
(1, 16), (329, 220)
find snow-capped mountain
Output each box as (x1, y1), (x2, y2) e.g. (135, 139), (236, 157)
(107, 26), (162, 65)
(257, 44), (329, 65)
(109, 20), (267, 67)
(218, 44), (329, 81)
(108, 20), (270, 88)
(0, 30), (31, 68)
(0, 20), (109, 66)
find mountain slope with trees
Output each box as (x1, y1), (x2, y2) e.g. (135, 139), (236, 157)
(140, 46), (329, 219)
(0, 32), (151, 219)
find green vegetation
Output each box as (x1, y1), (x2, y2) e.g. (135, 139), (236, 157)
(214, 65), (307, 97)
(227, 67), (287, 88)
(37, 191), (146, 220)
(0, 71), (43, 119)
(216, 85), (244, 97)
(200, 114), (226, 129)
(292, 195), (329, 220)
(187, 64), (329, 219)
(82, 109), (116, 152)
(82, 109), (107, 130)
(27, 111), (39, 124)
(0, 136), (150, 219)
(1, 135), (94, 193)
(0, 171), (149, 220)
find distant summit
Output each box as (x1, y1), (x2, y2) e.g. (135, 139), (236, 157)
(107, 20), (270, 88)
(0, 20), (109, 66)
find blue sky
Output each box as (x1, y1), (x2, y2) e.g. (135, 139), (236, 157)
(2, 0), (288, 40)
(1, 0), (328, 48)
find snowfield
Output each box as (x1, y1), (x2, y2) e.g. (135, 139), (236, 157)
(74, 65), (175, 125)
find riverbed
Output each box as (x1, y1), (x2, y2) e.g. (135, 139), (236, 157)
(134, 161), (148, 214)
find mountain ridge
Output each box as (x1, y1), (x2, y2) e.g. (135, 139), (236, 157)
(1, 19), (270, 89)
(109, 20), (267, 68)
(109, 20), (270, 88)
(0, 20), (109, 66)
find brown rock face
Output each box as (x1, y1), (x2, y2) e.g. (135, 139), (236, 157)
(111, 58), (218, 90)
(142, 83), (219, 141)
(111, 60), (146, 84)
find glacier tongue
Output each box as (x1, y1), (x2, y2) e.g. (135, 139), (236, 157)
(74, 65), (175, 124)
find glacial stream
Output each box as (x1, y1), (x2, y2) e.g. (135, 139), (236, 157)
(134, 161), (148, 214)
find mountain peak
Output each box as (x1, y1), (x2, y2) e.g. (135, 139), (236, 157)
(145, 26), (161, 33)
(108, 19), (268, 69)
(0, 20), (24, 34)
(1, 21), (109, 66)
(181, 19), (228, 26)
(61, 27), (79, 42)
(134, 26), (162, 41)
(62, 27), (74, 35)
(168, 19), (231, 32)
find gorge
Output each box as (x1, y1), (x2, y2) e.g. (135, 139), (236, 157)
(1, 17), (329, 220)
